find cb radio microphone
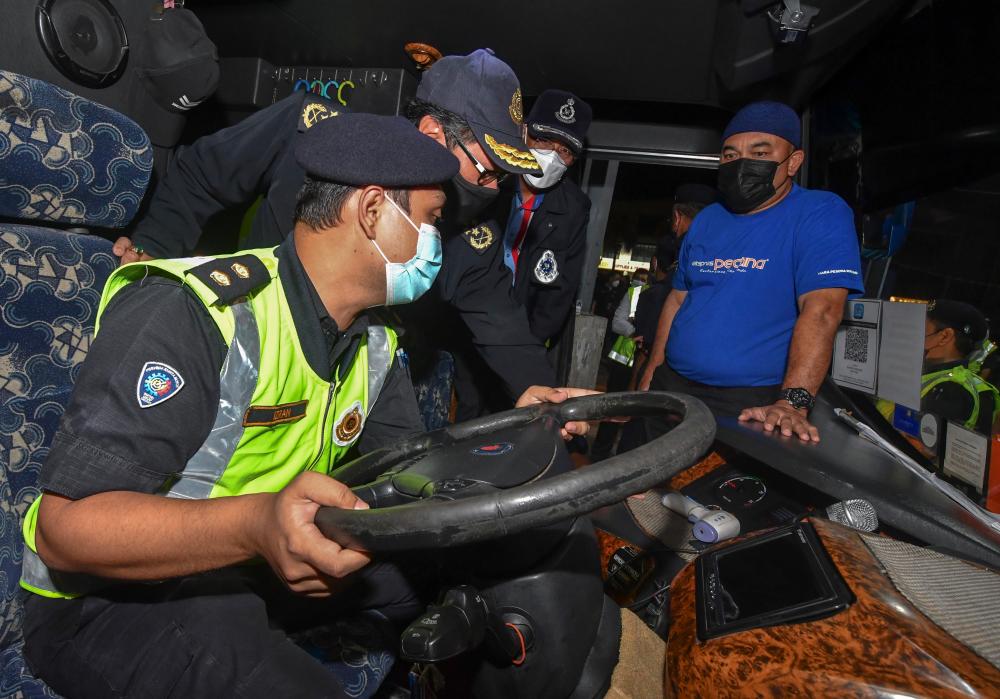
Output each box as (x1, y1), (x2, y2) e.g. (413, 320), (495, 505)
(825, 499), (878, 532)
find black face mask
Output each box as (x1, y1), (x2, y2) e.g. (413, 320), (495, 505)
(443, 174), (499, 228)
(717, 154), (792, 214)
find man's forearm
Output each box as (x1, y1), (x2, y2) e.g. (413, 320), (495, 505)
(782, 292), (846, 395)
(36, 491), (270, 581)
(646, 291), (684, 373)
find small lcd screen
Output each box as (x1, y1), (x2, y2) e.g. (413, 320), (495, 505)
(715, 530), (828, 621)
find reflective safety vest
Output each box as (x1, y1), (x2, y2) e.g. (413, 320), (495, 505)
(608, 285), (645, 367)
(969, 339), (997, 375)
(876, 363), (1000, 432)
(22, 249), (397, 598)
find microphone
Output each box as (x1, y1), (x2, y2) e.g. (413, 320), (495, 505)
(825, 499), (878, 532)
(661, 492), (741, 544)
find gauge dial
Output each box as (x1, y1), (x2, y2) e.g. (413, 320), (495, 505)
(714, 475), (767, 508)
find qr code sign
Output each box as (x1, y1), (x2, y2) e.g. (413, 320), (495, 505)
(844, 327), (869, 362)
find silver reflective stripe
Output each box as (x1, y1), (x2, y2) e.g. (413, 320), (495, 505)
(365, 326), (392, 413)
(167, 301), (261, 500)
(22, 546), (105, 596)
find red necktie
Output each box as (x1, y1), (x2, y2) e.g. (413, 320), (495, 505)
(511, 195), (535, 272)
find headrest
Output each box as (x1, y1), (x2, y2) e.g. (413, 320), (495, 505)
(0, 70), (153, 229)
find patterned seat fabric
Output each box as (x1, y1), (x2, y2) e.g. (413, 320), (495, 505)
(0, 70), (153, 229)
(0, 226), (114, 696)
(411, 351), (455, 431)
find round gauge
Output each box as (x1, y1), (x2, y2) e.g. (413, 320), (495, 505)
(714, 475), (767, 508)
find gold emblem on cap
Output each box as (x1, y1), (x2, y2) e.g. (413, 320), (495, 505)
(210, 270), (231, 287)
(466, 225), (494, 250)
(484, 133), (541, 171)
(302, 103), (339, 129)
(509, 88), (524, 124)
(231, 262), (250, 279)
(335, 405), (364, 443)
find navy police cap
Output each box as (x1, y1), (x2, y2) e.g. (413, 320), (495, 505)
(417, 49), (541, 176)
(294, 113), (459, 186)
(527, 89), (592, 155)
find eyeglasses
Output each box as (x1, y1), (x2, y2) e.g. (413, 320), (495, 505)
(455, 139), (510, 187)
(529, 137), (575, 164)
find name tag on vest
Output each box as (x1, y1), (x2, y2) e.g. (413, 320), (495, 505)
(243, 400), (308, 427)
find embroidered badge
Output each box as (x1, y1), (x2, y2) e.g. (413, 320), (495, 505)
(333, 400), (364, 446)
(484, 133), (540, 171)
(556, 98), (576, 124)
(210, 270), (231, 287)
(471, 442), (514, 457)
(535, 250), (559, 283)
(464, 224), (494, 251)
(137, 361), (184, 408)
(243, 400), (308, 427)
(509, 88), (524, 124)
(231, 262), (250, 279)
(301, 101), (338, 129)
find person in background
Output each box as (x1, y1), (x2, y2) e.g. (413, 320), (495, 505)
(591, 270), (648, 459)
(880, 300), (1000, 436)
(507, 89), (593, 345)
(639, 100), (863, 442)
(452, 89), (593, 419)
(670, 183), (719, 241)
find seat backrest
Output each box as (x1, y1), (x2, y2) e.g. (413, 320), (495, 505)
(0, 69), (152, 228)
(0, 70), (151, 650)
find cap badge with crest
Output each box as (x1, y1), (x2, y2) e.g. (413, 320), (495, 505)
(509, 88), (524, 124)
(556, 98), (576, 125)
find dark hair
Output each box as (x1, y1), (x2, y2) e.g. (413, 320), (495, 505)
(927, 318), (977, 356)
(404, 98), (475, 150)
(294, 177), (410, 229)
(654, 235), (677, 268)
(674, 201), (708, 221)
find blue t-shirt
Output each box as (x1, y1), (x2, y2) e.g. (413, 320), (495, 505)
(667, 184), (863, 387)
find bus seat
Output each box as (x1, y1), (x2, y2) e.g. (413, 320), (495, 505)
(0, 71), (392, 699)
(413, 350), (456, 430)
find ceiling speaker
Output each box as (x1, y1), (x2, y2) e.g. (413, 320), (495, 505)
(36, 0), (129, 88)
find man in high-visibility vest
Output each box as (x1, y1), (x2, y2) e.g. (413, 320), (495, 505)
(607, 272), (648, 368)
(879, 300), (1000, 437)
(21, 114), (590, 699)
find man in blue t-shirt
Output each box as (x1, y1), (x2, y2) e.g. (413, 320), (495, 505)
(639, 101), (862, 442)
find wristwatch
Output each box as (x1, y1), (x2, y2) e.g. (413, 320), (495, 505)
(778, 387), (815, 411)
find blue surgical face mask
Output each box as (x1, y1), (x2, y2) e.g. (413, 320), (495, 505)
(370, 196), (442, 306)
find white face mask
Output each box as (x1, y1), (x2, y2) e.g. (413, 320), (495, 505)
(523, 148), (568, 189)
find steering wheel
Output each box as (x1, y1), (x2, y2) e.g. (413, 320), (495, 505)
(315, 391), (715, 552)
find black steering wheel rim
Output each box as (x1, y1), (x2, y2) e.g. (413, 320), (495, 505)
(315, 391), (715, 552)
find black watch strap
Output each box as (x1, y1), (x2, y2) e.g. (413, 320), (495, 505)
(778, 387), (815, 411)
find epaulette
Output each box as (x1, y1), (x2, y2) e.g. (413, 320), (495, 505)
(187, 254), (272, 305)
(461, 223), (497, 255)
(297, 93), (340, 132)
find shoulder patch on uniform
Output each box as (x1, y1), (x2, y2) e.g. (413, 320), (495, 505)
(187, 254), (271, 305)
(534, 249), (559, 283)
(298, 94), (340, 132)
(461, 224), (495, 255)
(137, 361), (184, 408)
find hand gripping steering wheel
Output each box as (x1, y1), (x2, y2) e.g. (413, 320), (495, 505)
(315, 391), (715, 552)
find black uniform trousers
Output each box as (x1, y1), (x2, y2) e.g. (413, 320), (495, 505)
(23, 562), (422, 699)
(641, 363), (781, 444)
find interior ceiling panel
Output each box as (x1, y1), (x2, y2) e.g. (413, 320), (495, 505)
(190, 0), (912, 110)
(193, 0), (716, 104)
